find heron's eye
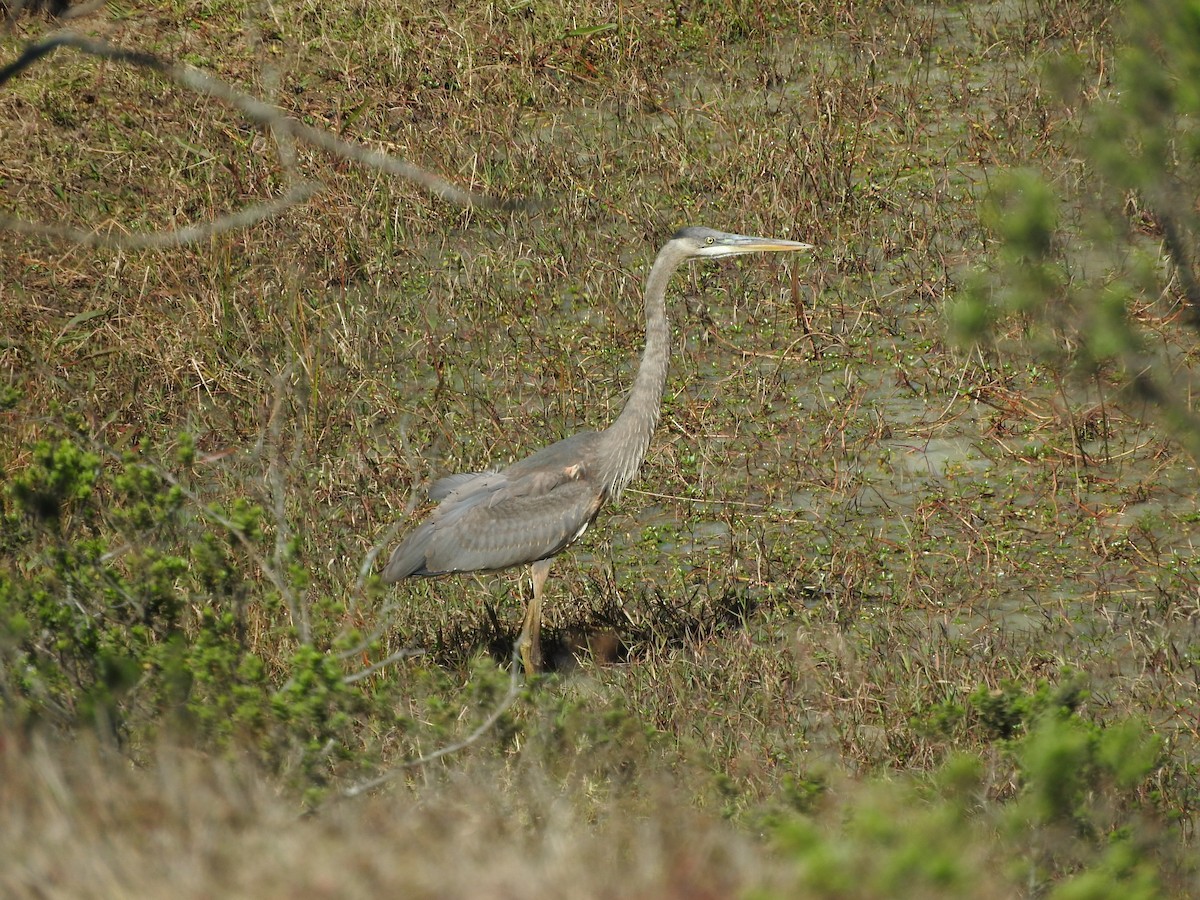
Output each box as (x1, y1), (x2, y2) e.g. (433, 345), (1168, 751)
(705, 237), (714, 245)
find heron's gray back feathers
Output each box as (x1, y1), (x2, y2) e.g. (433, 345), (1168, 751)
(382, 432), (609, 581)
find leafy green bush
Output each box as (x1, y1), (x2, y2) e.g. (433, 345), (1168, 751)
(0, 431), (345, 773)
(953, 0), (1200, 455)
(767, 685), (1175, 899)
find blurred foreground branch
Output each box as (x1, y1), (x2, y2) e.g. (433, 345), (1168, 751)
(342, 639), (525, 798)
(0, 31), (529, 250)
(951, 0), (1200, 459)
(0, 180), (321, 249)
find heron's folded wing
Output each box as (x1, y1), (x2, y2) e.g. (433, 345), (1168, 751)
(431, 461), (589, 525)
(419, 477), (606, 574)
(385, 430), (607, 580)
(429, 471), (494, 501)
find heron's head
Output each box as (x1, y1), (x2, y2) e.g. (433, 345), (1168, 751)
(672, 226), (813, 260)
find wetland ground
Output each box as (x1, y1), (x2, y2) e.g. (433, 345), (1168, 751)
(1, 0), (1198, 895)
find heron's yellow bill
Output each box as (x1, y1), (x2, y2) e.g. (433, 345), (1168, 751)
(681, 227), (814, 258)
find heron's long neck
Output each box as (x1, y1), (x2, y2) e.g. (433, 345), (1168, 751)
(599, 242), (688, 497)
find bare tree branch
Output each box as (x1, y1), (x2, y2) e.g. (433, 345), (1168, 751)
(0, 30), (531, 250)
(1128, 365), (1200, 459)
(263, 363), (309, 645)
(0, 181), (321, 249)
(1157, 207), (1200, 329)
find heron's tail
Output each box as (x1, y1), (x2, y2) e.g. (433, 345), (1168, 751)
(381, 523), (435, 582)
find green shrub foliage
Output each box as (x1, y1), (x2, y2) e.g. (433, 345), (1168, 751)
(954, 0), (1200, 454)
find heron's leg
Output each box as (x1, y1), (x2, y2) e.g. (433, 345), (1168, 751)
(520, 559), (552, 676)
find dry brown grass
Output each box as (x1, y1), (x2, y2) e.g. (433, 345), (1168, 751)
(0, 735), (785, 899)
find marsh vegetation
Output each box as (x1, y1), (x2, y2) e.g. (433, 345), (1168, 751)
(1, 0), (1198, 895)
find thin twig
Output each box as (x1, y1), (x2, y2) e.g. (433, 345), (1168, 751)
(334, 423), (434, 663)
(341, 639), (524, 798)
(342, 648), (425, 685)
(1157, 207), (1200, 329)
(264, 363), (308, 644)
(0, 181), (321, 250)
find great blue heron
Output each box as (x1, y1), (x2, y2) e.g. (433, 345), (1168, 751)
(383, 226), (813, 674)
